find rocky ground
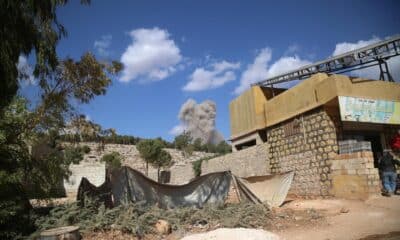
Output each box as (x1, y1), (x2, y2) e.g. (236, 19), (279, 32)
(81, 195), (400, 240)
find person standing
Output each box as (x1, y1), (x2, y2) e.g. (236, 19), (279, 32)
(379, 149), (400, 196)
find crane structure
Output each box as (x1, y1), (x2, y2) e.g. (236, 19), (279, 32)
(254, 35), (400, 87)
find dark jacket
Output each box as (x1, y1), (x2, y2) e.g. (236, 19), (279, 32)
(379, 152), (400, 172)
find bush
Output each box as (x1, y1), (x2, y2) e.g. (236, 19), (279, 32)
(192, 155), (218, 177)
(100, 152), (122, 170)
(82, 145), (91, 154)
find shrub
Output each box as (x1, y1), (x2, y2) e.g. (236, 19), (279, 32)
(82, 145), (91, 154)
(100, 152), (122, 170)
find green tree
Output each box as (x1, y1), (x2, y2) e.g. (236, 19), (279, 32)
(174, 131), (193, 157)
(0, 1), (123, 237)
(136, 139), (164, 176)
(215, 141), (232, 154)
(193, 138), (204, 151)
(151, 150), (172, 182)
(101, 152), (123, 173)
(0, 0), (92, 112)
(0, 35), (121, 240)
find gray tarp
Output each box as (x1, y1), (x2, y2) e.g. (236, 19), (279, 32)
(110, 167), (232, 208)
(239, 171), (294, 207)
(77, 166), (294, 209)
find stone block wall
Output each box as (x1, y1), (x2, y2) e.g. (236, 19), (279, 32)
(331, 151), (380, 199)
(201, 143), (270, 178)
(267, 107), (339, 197)
(64, 162), (106, 197)
(64, 142), (214, 196)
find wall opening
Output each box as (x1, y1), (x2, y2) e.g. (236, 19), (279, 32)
(235, 139), (257, 151)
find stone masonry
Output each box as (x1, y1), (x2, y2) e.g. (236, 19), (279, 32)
(267, 107), (339, 197)
(201, 143), (270, 178)
(64, 142), (214, 196)
(331, 151), (380, 199)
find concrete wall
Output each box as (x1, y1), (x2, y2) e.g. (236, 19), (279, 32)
(201, 143), (270, 178)
(230, 73), (400, 141)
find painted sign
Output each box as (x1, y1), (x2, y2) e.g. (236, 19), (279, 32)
(338, 96), (400, 124)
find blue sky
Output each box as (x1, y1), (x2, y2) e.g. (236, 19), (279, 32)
(20, 0), (400, 141)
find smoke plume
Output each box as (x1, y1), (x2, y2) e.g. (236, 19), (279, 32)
(178, 99), (224, 144)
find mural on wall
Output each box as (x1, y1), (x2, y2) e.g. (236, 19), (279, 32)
(339, 96), (400, 124)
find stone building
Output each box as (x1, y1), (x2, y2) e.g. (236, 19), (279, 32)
(229, 73), (400, 199)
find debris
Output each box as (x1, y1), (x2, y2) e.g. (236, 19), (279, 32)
(155, 219), (171, 235)
(340, 207), (350, 213)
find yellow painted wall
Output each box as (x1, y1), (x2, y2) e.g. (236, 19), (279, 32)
(230, 73), (400, 139)
(264, 73), (400, 127)
(230, 86), (267, 139)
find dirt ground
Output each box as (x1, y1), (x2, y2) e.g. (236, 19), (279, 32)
(82, 195), (400, 240)
(276, 195), (400, 240)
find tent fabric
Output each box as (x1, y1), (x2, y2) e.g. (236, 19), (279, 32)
(239, 171), (294, 207)
(77, 177), (113, 208)
(77, 166), (293, 209)
(110, 167), (232, 208)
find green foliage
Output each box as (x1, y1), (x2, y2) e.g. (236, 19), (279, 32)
(173, 131), (193, 156)
(137, 139), (164, 161)
(137, 139), (172, 180)
(0, 0), (67, 111)
(82, 145), (91, 154)
(0, 1), (122, 237)
(174, 132), (231, 156)
(64, 146), (85, 164)
(151, 150), (172, 169)
(101, 152), (123, 170)
(33, 201), (272, 237)
(192, 155), (218, 177)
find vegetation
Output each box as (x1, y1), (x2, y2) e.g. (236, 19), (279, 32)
(151, 150), (172, 182)
(137, 139), (164, 176)
(101, 152), (123, 171)
(192, 155), (221, 177)
(0, 1), (123, 238)
(81, 145), (91, 154)
(33, 200), (272, 238)
(136, 139), (172, 181)
(173, 131), (193, 157)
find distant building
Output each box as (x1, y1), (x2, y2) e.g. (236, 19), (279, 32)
(229, 73), (400, 198)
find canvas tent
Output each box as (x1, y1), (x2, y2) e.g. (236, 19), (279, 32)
(77, 166), (294, 209)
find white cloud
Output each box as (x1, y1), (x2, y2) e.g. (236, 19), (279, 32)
(234, 48), (311, 94)
(94, 35), (112, 57)
(120, 27), (182, 83)
(332, 37), (380, 56)
(183, 60), (240, 91)
(332, 36), (400, 81)
(169, 124), (186, 136)
(17, 55), (36, 86)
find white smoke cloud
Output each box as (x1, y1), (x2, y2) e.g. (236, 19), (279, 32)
(183, 60), (240, 91)
(169, 124), (186, 136)
(170, 99), (224, 144)
(120, 27), (182, 83)
(234, 48), (311, 94)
